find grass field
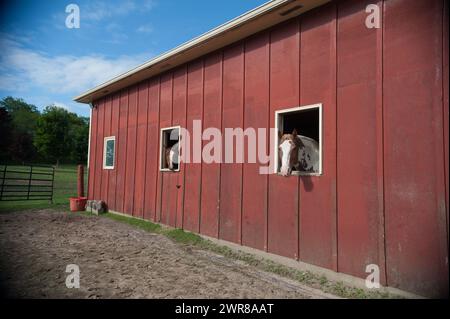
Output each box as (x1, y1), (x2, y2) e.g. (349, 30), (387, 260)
(0, 164), (87, 212)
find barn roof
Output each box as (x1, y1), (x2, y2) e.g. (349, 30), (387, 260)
(74, 0), (329, 104)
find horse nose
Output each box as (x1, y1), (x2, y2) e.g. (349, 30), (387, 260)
(280, 167), (289, 177)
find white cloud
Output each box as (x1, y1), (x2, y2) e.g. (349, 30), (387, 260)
(0, 37), (151, 96)
(136, 24), (153, 33)
(82, 0), (156, 22)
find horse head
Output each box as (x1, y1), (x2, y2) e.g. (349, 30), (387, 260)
(165, 142), (179, 170)
(278, 129), (303, 177)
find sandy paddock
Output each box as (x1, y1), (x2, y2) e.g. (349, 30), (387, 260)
(0, 210), (336, 299)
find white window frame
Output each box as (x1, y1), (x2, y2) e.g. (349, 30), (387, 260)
(274, 103), (323, 176)
(103, 136), (116, 170)
(159, 126), (181, 172)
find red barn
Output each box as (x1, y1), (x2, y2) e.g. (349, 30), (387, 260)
(75, 0), (449, 297)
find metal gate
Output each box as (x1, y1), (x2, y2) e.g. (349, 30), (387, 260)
(0, 164), (55, 202)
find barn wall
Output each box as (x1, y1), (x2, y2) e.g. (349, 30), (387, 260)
(159, 73), (175, 226)
(201, 54), (222, 238)
(383, 0), (448, 297)
(87, 0), (449, 297)
(242, 32), (270, 251)
(268, 19), (300, 259)
(299, 2), (337, 271)
(337, 0), (386, 283)
(220, 43), (245, 244)
(183, 61), (203, 233)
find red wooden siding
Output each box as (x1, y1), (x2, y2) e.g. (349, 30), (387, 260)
(337, 0), (384, 280)
(108, 93), (120, 211)
(115, 91), (128, 212)
(87, 0), (448, 297)
(444, 0), (449, 237)
(159, 74), (174, 225)
(220, 44), (244, 244)
(268, 20), (300, 259)
(299, 3), (337, 271)
(87, 105), (98, 199)
(124, 87), (138, 215)
(94, 99), (105, 200)
(383, 0), (448, 297)
(143, 79), (160, 221)
(183, 61), (203, 232)
(134, 82), (149, 219)
(242, 32), (270, 251)
(200, 53), (222, 238)
(172, 67), (188, 229)
(101, 97), (112, 204)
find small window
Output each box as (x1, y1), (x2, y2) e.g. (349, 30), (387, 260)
(103, 136), (115, 170)
(275, 103), (322, 176)
(160, 126), (180, 172)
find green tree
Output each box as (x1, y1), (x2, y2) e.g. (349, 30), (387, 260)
(34, 106), (73, 166)
(0, 96), (40, 163)
(34, 105), (89, 166)
(69, 116), (89, 165)
(0, 107), (13, 163)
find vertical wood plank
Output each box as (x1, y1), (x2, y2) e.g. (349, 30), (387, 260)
(242, 32), (270, 250)
(183, 60), (204, 232)
(336, 0), (383, 279)
(94, 99), (105, 200)
(384, 0), (448, 297)
(88, 106), (98, 200)
(108, 93), (120, 211)
(173, 67), (188, 229)
(158, 74), (173, 224)
(101, 97), (112, 204)
(144, 79), (160, 221)
(134, 81), (149, 219)
(443, 0), (449, 244)
(124, 87), (138, 215)
(268, 20), (300, 259)
(115, 91), (128, 213)
(299, 3), (338, 271)
(200, 52), (222, 238)
(220, 44), (244, 244)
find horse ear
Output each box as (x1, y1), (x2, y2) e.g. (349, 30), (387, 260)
(292, 129), (298, 137)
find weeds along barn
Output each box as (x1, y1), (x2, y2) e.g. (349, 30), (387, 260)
(75, 0), (449, 297)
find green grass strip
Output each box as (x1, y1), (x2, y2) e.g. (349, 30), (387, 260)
(100, 211), (400, 299)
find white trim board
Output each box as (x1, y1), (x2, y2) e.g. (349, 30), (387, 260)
(274, 103), (323, 176)
(103, 136), (116, 170)
(159, 126), (181, 172)
(73, 0), (330, 104)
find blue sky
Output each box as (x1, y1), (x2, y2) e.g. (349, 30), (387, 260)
(0, 0), (267, 117)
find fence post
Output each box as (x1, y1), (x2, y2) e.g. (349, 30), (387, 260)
(77, 165), (84, 198)
(27, 165), (33, 201)
(0, 165), (6, 201)
(50, 166), (55, 204)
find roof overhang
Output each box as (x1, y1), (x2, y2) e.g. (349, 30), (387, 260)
(74, 0), (330, 104)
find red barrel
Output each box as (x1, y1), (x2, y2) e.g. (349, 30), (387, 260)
(69, 197), (87, 212)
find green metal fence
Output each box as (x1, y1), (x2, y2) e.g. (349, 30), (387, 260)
(0, 164), (55, 202)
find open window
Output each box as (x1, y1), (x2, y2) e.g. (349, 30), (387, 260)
(160, 126), (180, 172)
(275, 103), (322, 176)
(103, 136), (115, 170)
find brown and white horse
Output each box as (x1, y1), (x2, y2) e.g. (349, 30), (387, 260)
(165, 142), (179, 170)
(278, 129), (319, 176)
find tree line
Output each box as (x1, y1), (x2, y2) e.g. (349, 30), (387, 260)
(0, 96), (89, 166)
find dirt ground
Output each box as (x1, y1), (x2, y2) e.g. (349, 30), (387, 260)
(0, 210), (337, 299)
